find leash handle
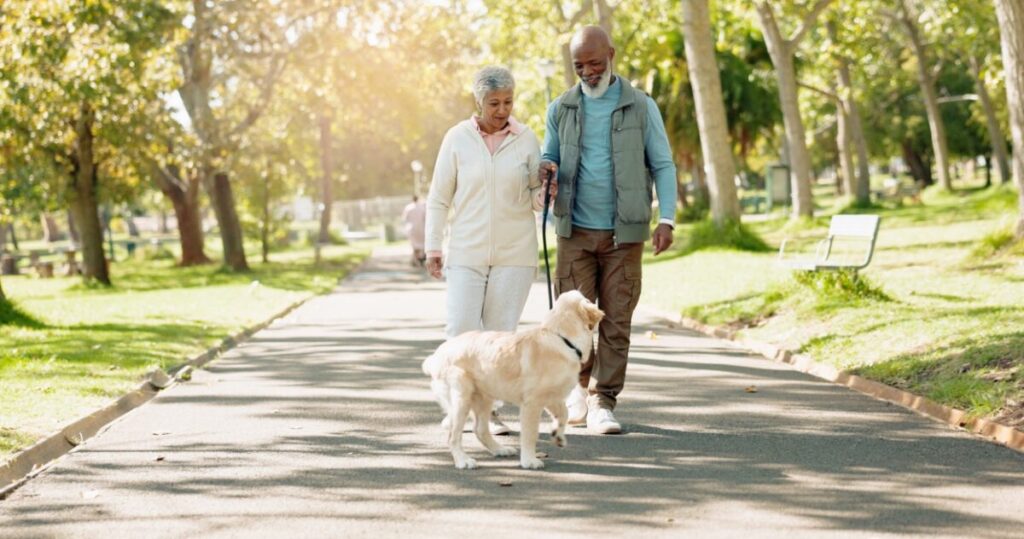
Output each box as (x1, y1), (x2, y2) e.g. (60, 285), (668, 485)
(542, 180), (553, 310)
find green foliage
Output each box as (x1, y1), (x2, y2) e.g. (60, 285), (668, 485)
(683, 219), (772, 255)
(855, 331), (1024, 418)
(792, 269), (892, 303)
(970, 225), (1024, 259)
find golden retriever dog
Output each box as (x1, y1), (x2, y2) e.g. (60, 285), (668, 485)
(422, 290), (604, 470)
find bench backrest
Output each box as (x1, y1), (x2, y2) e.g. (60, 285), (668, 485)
(828, 215), (880, 239)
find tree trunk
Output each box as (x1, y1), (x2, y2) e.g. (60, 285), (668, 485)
(7, 223), (17, 251)
(124, 212), (139, 237)
(69, 103), (110, 285)
(984, 154), (993, 188)
(205, 171), (249, 271)
(970, 56), (1012, 185)
(157, 164), (211, 266)
(318, 112), (334, 244)
(561, 42), (576, 90)
(899, 0), (953, 190)
(833, 46), (872, 205)
(902, 140), (933, 186)
(66, 209), (80, 246)
(0, 222), (6, 254)
(691, 157), (710, 211)
(261, 169), (271, 264)
(755, 2), (819, 218)
(836, 99), (856, 202)
(681, 0), (740, 225)
(41, 214), (61, 243)
(995, 0), (1024, 237)
(595, 0), (614, 36)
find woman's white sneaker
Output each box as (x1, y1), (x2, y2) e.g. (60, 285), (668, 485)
(586, 408), (622, 434)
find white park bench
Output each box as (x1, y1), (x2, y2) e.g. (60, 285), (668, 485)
(778, 214), (881, 271)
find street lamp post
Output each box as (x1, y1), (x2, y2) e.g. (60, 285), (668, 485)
(410, 159), (424, 198)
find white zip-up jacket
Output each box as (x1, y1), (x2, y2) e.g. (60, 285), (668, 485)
(425, 117), (543, 267)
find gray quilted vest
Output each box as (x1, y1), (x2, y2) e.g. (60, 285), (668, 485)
(552, 79), (652, 243)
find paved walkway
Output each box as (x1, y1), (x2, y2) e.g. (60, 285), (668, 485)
(3, 247), (1023, 538)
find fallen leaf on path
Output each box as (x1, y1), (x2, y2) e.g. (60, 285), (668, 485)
(151, 431), (171, 436)
(155, 456), (165, 462)
(498, 480), (513, 487)
(744, 386), (758, 393)
(645, 330), (658, 340)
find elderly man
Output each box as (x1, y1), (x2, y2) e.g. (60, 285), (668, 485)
(540, 26), (677, 434)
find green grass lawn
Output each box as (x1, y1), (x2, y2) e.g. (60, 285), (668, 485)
(0, 243), (369, 461)
(641, 180), (1024, 427)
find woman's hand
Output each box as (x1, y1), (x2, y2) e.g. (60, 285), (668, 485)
(426, 255), (444, 279)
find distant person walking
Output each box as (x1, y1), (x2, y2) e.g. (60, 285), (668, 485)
(402, 195), (427, 267)
(425, 65), (554, 434)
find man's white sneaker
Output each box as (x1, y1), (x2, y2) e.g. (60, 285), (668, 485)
(586, 408), (622, 435)
(566, 385), (588, 425)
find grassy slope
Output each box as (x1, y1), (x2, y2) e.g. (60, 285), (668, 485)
(641, 182), (1024, 425)
(0, 244), (368, 459)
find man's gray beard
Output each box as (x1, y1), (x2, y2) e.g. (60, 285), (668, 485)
(580, 68), (613, 99)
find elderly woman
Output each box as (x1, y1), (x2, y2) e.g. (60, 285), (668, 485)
(425, 66), (554, 433)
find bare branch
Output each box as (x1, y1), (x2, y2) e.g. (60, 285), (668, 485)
(798, 81), (841, 103)
(227, 53), (287, 140)
(789, 0), (835, 46)
(936, 94), (978, 104)
(567, 0), (594, 27)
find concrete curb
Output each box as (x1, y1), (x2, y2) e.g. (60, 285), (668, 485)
(0, 297), (309, 499)
(646, 307), (1024, 454)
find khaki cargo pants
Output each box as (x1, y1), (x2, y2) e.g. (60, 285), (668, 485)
(554, 227), (643, 411)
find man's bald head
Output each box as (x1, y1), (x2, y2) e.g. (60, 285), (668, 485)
(570, 26), (615, 97)
(570, 26), (614, 56)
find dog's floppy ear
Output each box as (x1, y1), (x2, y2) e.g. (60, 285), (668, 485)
(577, 300), (604, 330)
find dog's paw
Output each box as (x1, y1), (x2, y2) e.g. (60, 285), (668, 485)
(455, 457), (478, 470)
(491, 446), (517, 457)
(551, 432), (567, 448)
(520, 457), (545, 470)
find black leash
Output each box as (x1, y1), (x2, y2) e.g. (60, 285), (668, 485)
(541, 180), (553, 309)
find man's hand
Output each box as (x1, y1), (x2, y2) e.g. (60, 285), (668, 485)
(652, 223), (674, 255)
(535, 161), (558, 208)
(426, 255), (444, 279)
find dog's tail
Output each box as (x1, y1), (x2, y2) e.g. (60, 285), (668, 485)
(422, 352), (451, 416)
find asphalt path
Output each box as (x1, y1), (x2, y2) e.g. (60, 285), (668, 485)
(2, 247), (1023, 538)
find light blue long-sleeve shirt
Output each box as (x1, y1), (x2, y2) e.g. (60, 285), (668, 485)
(541, 77), (677, 230)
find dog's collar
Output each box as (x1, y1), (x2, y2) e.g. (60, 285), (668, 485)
(559, 335), (583, 360)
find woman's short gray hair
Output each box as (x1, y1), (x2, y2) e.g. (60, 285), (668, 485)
(472, 66), (515, 105)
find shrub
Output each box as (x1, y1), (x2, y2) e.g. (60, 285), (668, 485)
(792, 269), (891, 302)
(683, 219), (771, 254)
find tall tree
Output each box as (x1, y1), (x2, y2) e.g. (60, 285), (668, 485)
(681, 0), (740, 225)
(754, 0), (835, 218)
(994, 0), (1024, 237)
(0, 0), (176, 285)
(826, 15), (871, 206)
(888, 0), (954, 190)
(175, 0), (302, 271)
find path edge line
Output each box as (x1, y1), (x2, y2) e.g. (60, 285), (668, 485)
(643, 306), (1024, 454)
(0, 297), (309, 499)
